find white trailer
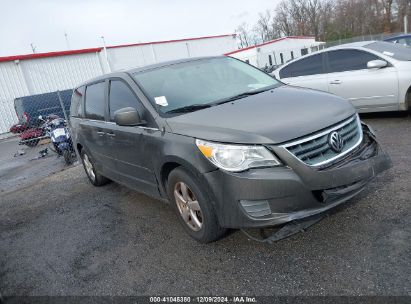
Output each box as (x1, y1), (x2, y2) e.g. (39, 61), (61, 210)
(226, 36), (325, 69)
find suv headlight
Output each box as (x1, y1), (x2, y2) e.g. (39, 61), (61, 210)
(196, 139), (281, 172)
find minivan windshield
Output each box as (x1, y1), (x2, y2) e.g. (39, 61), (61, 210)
(132, 57), (280, 114)
(365, 41), (411, 61)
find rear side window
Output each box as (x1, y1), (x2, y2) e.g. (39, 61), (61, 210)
(109, 80), (142, 121)
(279, 53), (323, 78)
(327, 49), (379, 73)
(70, 86), (85, 117)
(85, 82), (106, 120)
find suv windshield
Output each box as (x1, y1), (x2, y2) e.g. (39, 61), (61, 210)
(132, 57), (280, 114)
(365, 41), (411, 61)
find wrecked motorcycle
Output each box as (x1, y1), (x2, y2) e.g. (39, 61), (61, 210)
(47, 118), (76, 165)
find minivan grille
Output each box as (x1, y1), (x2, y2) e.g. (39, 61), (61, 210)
(283, 115), (362, 167)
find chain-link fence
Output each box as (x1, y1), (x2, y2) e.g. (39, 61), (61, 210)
(8, 89), (77, 165)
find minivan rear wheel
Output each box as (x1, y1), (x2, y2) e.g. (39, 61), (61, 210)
(80, 150), (109, 186)
(167, 167), (226, 243)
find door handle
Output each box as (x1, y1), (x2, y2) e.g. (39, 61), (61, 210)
(106, 133), (116, 137)
(330, 80), (342, 84)
(97, 131), (105, 136)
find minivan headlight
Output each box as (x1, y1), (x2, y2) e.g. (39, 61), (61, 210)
(196, 139), (281, 172)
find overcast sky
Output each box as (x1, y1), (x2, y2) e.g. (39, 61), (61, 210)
(0, 0), (280, 57)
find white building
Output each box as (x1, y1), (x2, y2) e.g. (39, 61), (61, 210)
(0, 34), (237, 135)
(226, 36), (325, 68)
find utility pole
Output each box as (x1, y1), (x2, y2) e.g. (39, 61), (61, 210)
(101, 36), (111, 73)
(64, 32), (71, 50)
(30, 43), (36, 54)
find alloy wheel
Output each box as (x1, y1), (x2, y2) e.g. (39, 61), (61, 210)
(83, 154), (95, 182)
(174, 182), (203, 231)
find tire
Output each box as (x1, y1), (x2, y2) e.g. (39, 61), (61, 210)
(167, 167), (226, 243)
(80, 150), (110, 186)
(52, 142), (61, 155)
(63, 150), (74, 165)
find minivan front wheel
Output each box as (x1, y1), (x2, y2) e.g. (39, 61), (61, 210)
(167, 167), (226, 243)
(80, 150), (109, 186)
(174, 181), (203, 232)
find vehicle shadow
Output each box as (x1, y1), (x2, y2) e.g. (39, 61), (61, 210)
(359, 109), (410, 120)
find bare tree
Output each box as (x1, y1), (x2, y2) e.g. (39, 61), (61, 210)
(253, 10), (272, 42)
(273, 2), (294, 36)
(382, 0), (394, 33)
(395, 0), (411, 32)
(235, 23), (253, 48)
(235, 0), (409, 48)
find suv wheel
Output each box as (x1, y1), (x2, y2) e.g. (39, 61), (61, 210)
(80, 150), (109, 186)
(167, 167), (226, 243)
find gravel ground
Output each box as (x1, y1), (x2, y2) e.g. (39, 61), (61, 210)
(0, 114), (410, 296)
(0, 137), (70, 194)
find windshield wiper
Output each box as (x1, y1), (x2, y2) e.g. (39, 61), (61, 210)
(212, 85), (277, 106)
(165, 85), (279, 114)
(166, 103), (212, 114)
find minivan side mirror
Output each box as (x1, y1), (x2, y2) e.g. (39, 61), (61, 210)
(114, 107), (145, 126)
(367, 59), (388, 69)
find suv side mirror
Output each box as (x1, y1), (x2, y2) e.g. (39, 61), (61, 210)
(367, 60), (387, 69)
(114, 107), (145, 126)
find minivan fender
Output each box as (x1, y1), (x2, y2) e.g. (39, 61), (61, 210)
(156, 154), (217, 199)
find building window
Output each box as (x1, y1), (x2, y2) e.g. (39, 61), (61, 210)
(311, 46), (319, 52)
(268, 55), (273, 66)
(280, 53), (284, 64)
(291, 51), (294, 59)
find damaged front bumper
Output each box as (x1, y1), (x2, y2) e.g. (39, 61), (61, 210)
(202, 124), (392, 229)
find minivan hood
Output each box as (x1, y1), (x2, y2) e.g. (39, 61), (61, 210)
(166, 85), (356, 144)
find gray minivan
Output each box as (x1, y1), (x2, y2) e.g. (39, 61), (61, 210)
(70, 56), (391, 243)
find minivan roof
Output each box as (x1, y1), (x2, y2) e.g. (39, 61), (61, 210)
(76, 56), (222, 88)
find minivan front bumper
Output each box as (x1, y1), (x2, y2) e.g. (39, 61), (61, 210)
(202, 130), (391, 229)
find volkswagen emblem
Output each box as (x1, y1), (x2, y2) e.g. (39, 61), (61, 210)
(328, 131), (344, 153)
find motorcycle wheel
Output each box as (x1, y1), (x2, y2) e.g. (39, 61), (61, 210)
(63, 150), (74, 165)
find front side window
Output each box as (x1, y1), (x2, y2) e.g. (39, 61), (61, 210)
(109, 80), (142, 121)
(85, 82), (106, 120)
(132, 57), (280, 114)
(327, 49), (379, 73)
(279, 53), (323, 78)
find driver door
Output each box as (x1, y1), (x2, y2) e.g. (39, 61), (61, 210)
(103, 78), (159, 197)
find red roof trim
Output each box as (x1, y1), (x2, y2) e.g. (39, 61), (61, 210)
(224, 36), (315, 55)
(0, 34), (236, 63)
(106, 34), (236, 49)
(0, 48), (103, 63)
